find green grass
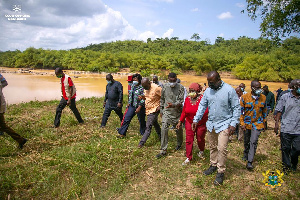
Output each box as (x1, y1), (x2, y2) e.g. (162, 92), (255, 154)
(0, 96), (299, 199)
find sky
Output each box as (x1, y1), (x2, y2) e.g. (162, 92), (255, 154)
(0, 0), (289, 51)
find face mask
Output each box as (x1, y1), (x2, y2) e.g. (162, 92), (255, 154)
(297, 88), (300, 94)
(253, 88), (262, 96)
(132, 81), (138, 85)
(107, 80), (112, 84)
(288, 88), (292, 92)
(56, 74), (63, 78)
(189, 92), (197, 98)
(241, 88), (245, 92)
(169, 82), (176, 88)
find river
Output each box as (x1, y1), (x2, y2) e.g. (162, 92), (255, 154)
(1, 68), (288, 105)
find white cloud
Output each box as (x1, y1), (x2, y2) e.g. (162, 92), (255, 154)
(218, 33), (224, 37)
(146, 20), (160, 27)
(217, 12), (233, 20)
(162, 28), (174, 38)
(236, 3), (245, 8)
(191, 8), (199, 12)
(0, 0), (157, 50)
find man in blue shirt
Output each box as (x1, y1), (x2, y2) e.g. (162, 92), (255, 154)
(192, 71), (240, 185)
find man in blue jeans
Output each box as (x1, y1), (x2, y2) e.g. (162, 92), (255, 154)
(274, 79), (300, 174)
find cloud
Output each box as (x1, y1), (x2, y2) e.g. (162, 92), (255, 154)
(236, 3), (245, 8)
(217, 12), (233, 19)
(218, 33), (224, 37)
(191, 8), (199, 12)
(162, 28), (174, 38)
(0, 0), (159, 51)
(146, 20), (160, 27)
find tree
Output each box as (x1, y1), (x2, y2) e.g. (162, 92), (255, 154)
(245, 0), (300, 40)
(191, 33), (200, 41)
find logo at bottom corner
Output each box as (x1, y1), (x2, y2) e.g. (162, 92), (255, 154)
(262, 170), (284, 188)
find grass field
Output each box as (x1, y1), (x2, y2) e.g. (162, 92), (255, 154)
(0, 96), (299, 199)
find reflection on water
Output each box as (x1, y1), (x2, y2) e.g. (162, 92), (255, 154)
(2, 69), (288, 105)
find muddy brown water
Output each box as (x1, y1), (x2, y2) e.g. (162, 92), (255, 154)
(1, 68), (288, 104)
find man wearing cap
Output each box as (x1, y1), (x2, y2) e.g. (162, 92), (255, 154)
(101, 74), (123, 128)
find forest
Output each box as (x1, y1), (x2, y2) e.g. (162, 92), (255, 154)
(0, 36), (299, 82)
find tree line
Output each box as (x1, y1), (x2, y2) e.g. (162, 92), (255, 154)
(0, 36), (299, 82)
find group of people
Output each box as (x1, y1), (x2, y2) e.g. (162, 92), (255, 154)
(1, 67), (299, 187)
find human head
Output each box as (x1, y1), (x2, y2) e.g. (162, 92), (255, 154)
(239, 83), (246, 92)
(106, 74), (114, 84)
(55, 67), (64, 78)
(189, 83), (202, 98)
(132, 73), (142, 85)
(251, 80), (262, 96)
(262, 85), (269, 93)
(207, 71), (222, 90)
(152, 75), (158, 83)
(141, 77), (151, 90)
(235, 87), (243, 98)
(291, 79), (300, 96)
(168, 72), (177, 83)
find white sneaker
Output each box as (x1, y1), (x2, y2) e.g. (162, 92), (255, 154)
(182, 158), (190, 166)
(197, 151), (204, 158)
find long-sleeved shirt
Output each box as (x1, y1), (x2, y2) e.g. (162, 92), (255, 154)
(128, 84), (145, 107)
(193, 81), (240, 133)
(104, 81), (123, 107)
(275, 92), (300, 135)
(145, 83), (162, 115)
(240, 93), (267, 130)
(160, 83), (185, 120)
(180, 95), (208, 126)
(263, 91), (275, 110)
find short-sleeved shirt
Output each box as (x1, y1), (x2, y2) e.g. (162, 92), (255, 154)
(275, 92), (300, 135)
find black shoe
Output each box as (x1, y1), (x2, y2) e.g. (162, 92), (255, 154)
(156, 152), (167, 159)
(19, 139), (27, 149)
(242, 156), (247, 161)
(214, 173), (224, 185)
(138, 144), (143, 148)
(117, 134), (125, 139)
(203, 165), (217, 175)
(175, 145), (181, 151)
(246, 162), (254, 170)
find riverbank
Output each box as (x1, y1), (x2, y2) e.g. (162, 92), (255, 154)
(0, 97), (299, 199)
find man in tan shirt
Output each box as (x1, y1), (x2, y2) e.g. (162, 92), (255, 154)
(138, 78), (162, 148)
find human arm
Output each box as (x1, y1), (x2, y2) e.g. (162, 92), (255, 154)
(229, 89), (241, 134)
(239, 96), (246, 131)
(270, 93), (275, 111)
(274, 112), (282, 135)
(192, 93), (208, 131)
(160, 86), (165, 116)
(117, 82), (123, 108)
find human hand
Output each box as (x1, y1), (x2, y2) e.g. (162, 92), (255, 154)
(166, 103), (173, 108)
(176, 121), (182, 130)
(117, 103), (122, 108)
(192, 122), (197, 132)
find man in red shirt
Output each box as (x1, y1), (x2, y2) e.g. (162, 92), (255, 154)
(54, 68), (84, 128)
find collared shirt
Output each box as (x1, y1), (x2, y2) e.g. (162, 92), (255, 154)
(128, 84), (145, 107)
(240, 93), (267, 130)
(193, 81), (240, 133)
(104, 81), (123, 107)
(144, 83), (162, 115)
(160, 83), (185, 120)
(275, 92), (300, 135)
